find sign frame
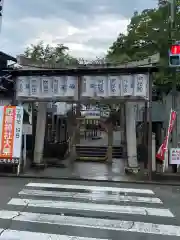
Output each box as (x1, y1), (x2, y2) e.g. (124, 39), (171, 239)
(169, 148), (180, 165)
(0, 106), (23, 175)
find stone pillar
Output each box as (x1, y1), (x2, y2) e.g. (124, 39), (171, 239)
(120, 103), (125, 144)
(76, 76), (81, 145)
(107, 122), (113, 164)
(33, 102), (47, 166)
(125, 102), (139, 172)
(55, 115), (60, 142)
(76, 105), (81, 144)
(152, 133), (156, 172)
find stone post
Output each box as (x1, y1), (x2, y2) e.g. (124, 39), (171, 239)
(33, 102), (47, 167)
(125, 102), (139, 173)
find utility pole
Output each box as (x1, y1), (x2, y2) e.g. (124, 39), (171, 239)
(0, 0), (3, 33)
(169, 0), (177, 172)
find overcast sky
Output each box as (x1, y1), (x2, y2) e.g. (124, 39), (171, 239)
(0, 0), (157, 59)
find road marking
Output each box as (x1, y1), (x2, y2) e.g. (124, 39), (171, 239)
(19, 189), (163, 204)
(0, 229), (108, 240)
(26, 182), (155, 195)
(0, 210), (179, 236)
(8, 198), (174, 217)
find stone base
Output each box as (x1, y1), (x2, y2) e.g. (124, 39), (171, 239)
(124, 166), (140, 174)
(46, 163), (66, 168)
(31, 163), (47, 170)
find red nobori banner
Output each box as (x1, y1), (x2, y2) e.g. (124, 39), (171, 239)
(156, 110), (176, 161)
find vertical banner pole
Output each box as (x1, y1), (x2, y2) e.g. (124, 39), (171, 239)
(163, 109), (172, 172)
(23, 133), (27, 171)
(0, 0), (4, 35)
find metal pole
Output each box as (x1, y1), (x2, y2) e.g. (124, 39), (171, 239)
(172, 70), (177, 147)
(169, 0), (177, 172)
(148, 72), (153, 181)
(0, 0), (3, 34)
(143, 101), (148, 169)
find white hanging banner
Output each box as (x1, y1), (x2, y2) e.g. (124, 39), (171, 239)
(108, 76), (121, 97)
(81, 76), (95, 98)
(13, 106), (24, 158)
(16, 76), (30, 97)
(52, 76), (65, 98)
(15, 74), (149, 101)
(58, 76), (66, 98)
(52, 76), (59, 97)
(40, 76), (52, 98)
(95, 76), (108, 98)
(29, 76), (41, 98)
(64, 76), (77, 99)
(121, 75), (133, 96)
(134, 74), (148, 98)
(81, 76), (87, 97)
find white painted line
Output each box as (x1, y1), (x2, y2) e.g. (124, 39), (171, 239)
(0, 210), (179, 236)
(8, 198), (174, 217)
(0, 229), (108, 240)
(26, 182), (155, 195)
(19, 189), (163, 204)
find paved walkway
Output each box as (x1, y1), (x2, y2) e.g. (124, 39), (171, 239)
(22, 159), (131, 181)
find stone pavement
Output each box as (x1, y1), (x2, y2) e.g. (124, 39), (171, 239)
(22, 159), (135, 182)
(1, 129), (180, 184)
(20, 130), (128, 181)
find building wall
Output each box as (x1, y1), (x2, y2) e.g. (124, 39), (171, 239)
(135, 101), (165, 122)
(162, 92), (180, 143)
(134, 91), (180, 146)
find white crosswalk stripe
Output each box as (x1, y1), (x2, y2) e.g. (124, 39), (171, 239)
(8, 198), (173, 217)
(19, 188), (163, 204)
(26, 182), (155, 194)
(0, 229), (107, 240)
(0, 182), (179, 239)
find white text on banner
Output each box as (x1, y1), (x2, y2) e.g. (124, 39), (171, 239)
(13, 106), (23, 158)
(0, 106), (23, 160)
(0, 106), (16, 158)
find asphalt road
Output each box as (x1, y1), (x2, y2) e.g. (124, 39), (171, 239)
(0, 178), (179, 239)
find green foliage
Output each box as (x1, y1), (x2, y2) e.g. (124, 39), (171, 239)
(106, 2), (180, 87)
(24, 41), (78, 66)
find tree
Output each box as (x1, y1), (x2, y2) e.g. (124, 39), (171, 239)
(24, 41), (78, 66)
(107, 7), (170, 61)
(106, 3), (180, 87)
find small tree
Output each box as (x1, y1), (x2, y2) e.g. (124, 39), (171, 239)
(24, 41), (78, 65)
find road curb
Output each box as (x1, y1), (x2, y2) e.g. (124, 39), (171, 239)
(0, 173), (180, 186)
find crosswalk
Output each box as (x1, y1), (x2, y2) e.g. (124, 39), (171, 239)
(0, 182), (179, 239)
